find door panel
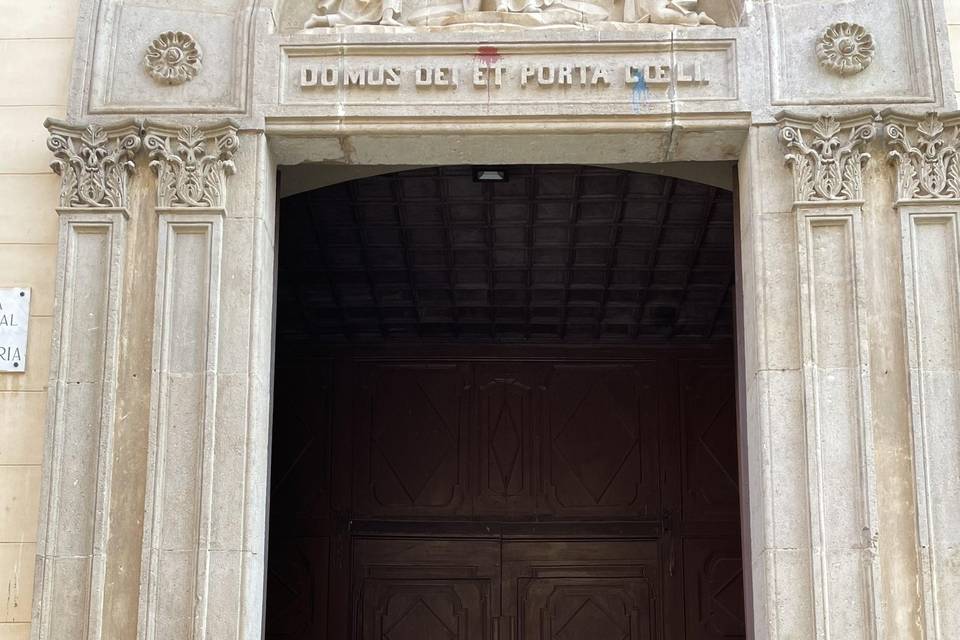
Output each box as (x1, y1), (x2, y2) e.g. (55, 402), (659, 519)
(679, 361), (740, 525)
(519, 578), (654, 640)
(353, 363), (471, 517)
(474, 364), (545, 516)
(677, 360), (745, 640)
(503, 540), (660, 640)
(266, 361), (335, 638)
(353, 538), (501, 640)
(541, 364), (660, 518)
(681, 537), (746, 640)
(360, 580), (491, 640)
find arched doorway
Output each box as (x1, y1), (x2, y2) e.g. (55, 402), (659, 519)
(265, 165), (744, 639)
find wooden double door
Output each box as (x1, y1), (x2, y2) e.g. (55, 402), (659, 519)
(353, 536), (660, 640)
(266, 347), (745, 640)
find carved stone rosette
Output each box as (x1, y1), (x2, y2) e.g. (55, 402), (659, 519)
(778, 113), (877, 203)
(45, 119), (142, 209)
(885, 112), (960, 201)
(143, 121), (240, 208)
(144, 31), (203, 85)
(816, 22), (875, 76)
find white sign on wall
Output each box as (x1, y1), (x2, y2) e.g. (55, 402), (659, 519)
(0, 288), (30, 373)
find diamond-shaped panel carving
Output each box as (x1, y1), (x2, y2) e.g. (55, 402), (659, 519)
(705, 554), (746, 632)
(373, 375), (455, 502)
(554, 599), (627, 640)
(555, 381), (637, 503)
(490, 401), (521, 492)
(384, 600), (456, 640)
(698, 398), (738, 491)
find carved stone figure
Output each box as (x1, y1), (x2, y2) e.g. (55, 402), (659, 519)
(493, 0), (612, 24)
(626, 0), (716, 25)
(305, 0), (404, 26)
(303, 0), (715, 28)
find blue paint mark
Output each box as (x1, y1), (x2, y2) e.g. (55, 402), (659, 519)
(631, 69), (648, 114)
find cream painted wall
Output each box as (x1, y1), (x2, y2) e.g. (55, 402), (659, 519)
(0, 2), (79, 638)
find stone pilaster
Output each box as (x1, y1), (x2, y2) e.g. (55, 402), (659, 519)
(137, 121), (256, 640)
(885, 112), (960, 639)
(33, 119), (141, 640)
(777, 112), (884, 639)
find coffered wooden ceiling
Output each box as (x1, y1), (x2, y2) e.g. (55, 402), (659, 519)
(277, 165), (735, 345)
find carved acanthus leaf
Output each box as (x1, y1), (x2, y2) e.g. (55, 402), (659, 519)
(886, 113), (960, 201)
(778, 114), (876, 203)
(143, 121), (240, 208)
(45, 119), (142, 209)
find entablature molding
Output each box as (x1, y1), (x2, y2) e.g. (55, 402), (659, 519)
(67, 0), (958, 124)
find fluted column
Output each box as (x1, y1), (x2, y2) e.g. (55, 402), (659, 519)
(886, 112), (960, 639)
(33, 119), (141, 640)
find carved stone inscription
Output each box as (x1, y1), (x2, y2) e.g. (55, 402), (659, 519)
(283, 42), (736, 107)
(301, 60), (709, 88)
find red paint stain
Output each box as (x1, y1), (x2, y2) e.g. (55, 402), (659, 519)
(474, 46), (502, 64)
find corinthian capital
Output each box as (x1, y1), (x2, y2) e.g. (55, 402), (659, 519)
(885, 112), (960, 201)
(777, 112), (877, 204)
(45, 119), (142, 209)
(143, 121), (240, 209)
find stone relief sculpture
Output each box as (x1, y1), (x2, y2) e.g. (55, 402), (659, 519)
(143, 122), (240, 208)
(625, 0), (715, 25)
(144, 31), (203, 85)
(887, 113), (960, 200)
(816, 22), (875, 76)
(779, 114), (876, 202)
(304, 0), (715, 28)
(45, 119), (142, 209)
(304, 0), (403, 26)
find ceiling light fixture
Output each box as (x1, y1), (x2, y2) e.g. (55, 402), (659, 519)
(473, 167), (509, 182)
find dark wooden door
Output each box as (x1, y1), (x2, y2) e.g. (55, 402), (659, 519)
(504, 540), (660, 640)
(352, 538), (500, 640)
(266, 347), (744, 640)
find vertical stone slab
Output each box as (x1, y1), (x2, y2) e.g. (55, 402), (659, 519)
(138, 122), (239, 640)
(795, 204), (881, 638)
(779, 114), (883, 639)
(33, 120), (140, 640)
(887, 113), (960, 638)
(140, 211), (223, 640)
(737, 127), (816, 640)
